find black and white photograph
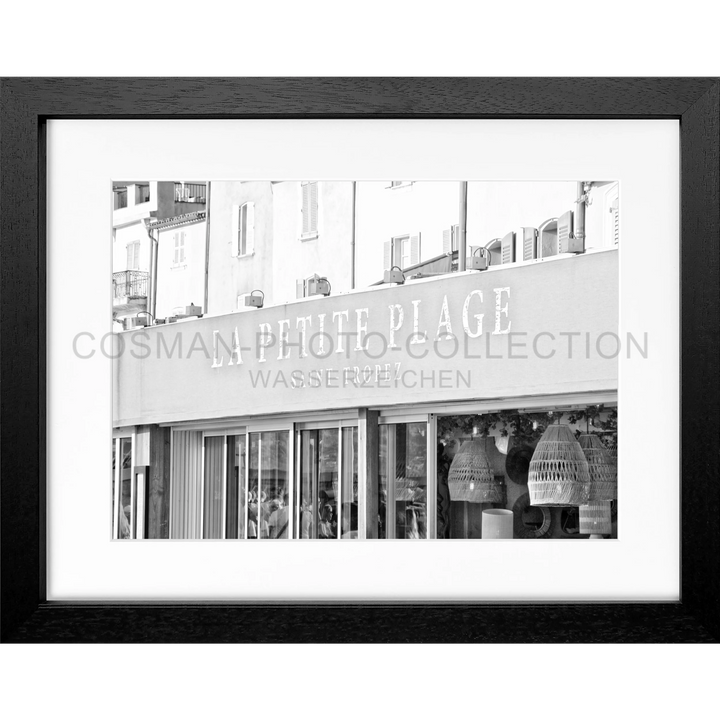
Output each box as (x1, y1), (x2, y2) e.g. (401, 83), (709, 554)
(110, 178), (622, 542)
(3, 74), (718, 707)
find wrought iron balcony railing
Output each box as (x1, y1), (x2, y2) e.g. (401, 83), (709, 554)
(174, 182), (206, 203)
(113, 270), (149, 299)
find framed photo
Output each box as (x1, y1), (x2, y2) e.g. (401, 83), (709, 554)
(1, 78), (718, 642)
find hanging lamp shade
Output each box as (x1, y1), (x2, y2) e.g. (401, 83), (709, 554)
(577, 433), (617, 501)
(579, 500), (612, 536)
(528, 424), (590, 506)
(447, 439), (503, 503)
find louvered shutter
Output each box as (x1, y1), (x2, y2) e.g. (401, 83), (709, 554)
(453, 224), (460, 252)
(409, 234), (421, 265)
(310, 182), (318, 233)
(246, 202), (255, 254)
(231, 205), (239, 257)
(383, 240), (392, 270)
(522, 227), (538, 261)
(557, 211), (574, 253)
(180, 231), (186, 263)
(443, 229), (451, 254)
(302, 185), (309, 235)
(296, 279), (305, 299)
(127, 243), (134, 269)
(501, 232), (515, 264)
(611, 197), (619, 244)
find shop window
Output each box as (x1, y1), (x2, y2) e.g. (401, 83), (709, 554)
(225, 435), (247, 539)
(248, 431), (290, 539)
(298, 426), (358, 539)
(378, 422), (427, 539)
(112, 436), (140, 539)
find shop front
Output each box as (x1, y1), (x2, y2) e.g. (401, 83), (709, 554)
(112, 249), (619, 540)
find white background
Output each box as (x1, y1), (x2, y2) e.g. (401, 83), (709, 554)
(48, 118), (678, 603)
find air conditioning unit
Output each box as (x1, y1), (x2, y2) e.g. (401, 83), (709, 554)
(469, 248), (489, 271)
(383, 266), (405, 284)
(174, 304), (203, 319)
(306, 275), (331, 297)
(124, 316), (148, 330)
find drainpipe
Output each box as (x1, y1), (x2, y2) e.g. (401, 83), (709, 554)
(350, 181), (356, 290)
(458, 181), (468, 271)
(145, 222), (158, 320)
(204, 181), (211, 314)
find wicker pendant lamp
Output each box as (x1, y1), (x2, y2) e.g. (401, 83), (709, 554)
(528, 424), (591, 506)
(577, 433), (617, 538)
(447, 438), (503, 503)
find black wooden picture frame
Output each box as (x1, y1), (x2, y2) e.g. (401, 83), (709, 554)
(1, 77), (718, 643)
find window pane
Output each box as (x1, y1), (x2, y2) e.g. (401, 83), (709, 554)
(379, 423), (427, 539)
(118, 437), (132, 539)
(240, 205), (247, 255)
(299, 430), (317, 539)
(341, 428), (358, 539)
(250, 431), (290, 540)
(226, 434), (246, 539)
(317, 429), (338, 539)
(203, 436), (224, 539)
(111, 440), (116, 538)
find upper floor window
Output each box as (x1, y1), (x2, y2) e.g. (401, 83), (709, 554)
(301, 182), (319, 238)
(384, 233), (421, 270)
(126, 241), (140, 270)
(135, 184), (150, 205)
(114, 188), (128, 210)
(173, 231), (186, 265)
(232, 202), (255, 257)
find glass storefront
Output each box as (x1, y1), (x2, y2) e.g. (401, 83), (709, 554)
(379, 422), (428, 539)
(298, 426), (358, 539)
(114, 399), (617, 540)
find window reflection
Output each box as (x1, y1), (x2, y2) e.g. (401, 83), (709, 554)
(379, 423), (427, 539)
(249, 431), (289, 539)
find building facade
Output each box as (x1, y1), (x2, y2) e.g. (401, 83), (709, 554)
(112, 180), (620, 541)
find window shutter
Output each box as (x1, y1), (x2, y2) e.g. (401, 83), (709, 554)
(453, 224), (460, 252)
(301, 185), (309, 235)
(246, 202), (255, 254)
(522, 227), (538, 261)
(173, 234), (179, 264)
(557, 211), (574, 254)
(611, 197), (619, 244)
(310, 182), (318, 233)
(180, 231), (186, 263)
(127, 243), (133, 270)
(410, 234), (421, 266)
(442, 229), (451, 254)
(296, 279), (305, 299)
(231, 205), (239, 257)
(383, 240), (392, 270)
(501, 232), (515, 264)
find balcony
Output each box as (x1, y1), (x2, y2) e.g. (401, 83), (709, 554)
(113, 270), (148, 314)
(174, 182), (206, 204)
